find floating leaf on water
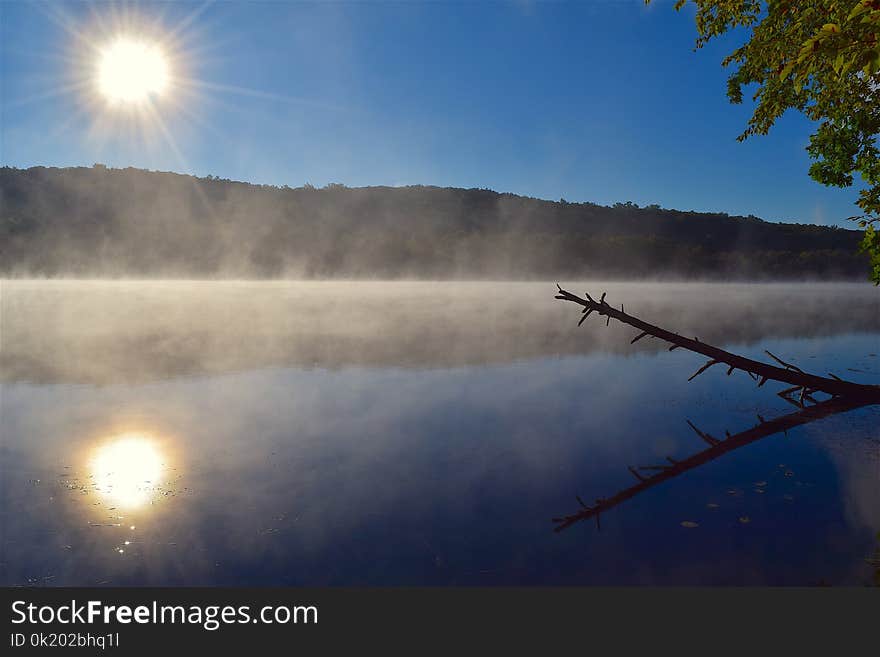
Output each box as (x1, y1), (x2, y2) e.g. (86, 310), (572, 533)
(680, 521), (699, 528)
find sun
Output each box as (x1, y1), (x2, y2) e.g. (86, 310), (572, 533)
(97, 37), (169, 104)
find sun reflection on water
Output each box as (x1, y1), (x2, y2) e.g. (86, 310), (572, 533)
(89, 433), (165, 509)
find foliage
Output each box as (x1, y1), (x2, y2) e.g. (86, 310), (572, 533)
(657, 0), (880, 283)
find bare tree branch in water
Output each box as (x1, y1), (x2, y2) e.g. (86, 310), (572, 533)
(552, 395), (873, 532)
(555, 285), (880, 402)
(552, 284), (880, 532)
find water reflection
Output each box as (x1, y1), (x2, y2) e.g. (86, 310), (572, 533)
(88, 433), (166, 510)
(1, 282), (877, 585)
(553, 395), (877, 531)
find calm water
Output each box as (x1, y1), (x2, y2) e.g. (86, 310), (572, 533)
(1, 281), (878, 586)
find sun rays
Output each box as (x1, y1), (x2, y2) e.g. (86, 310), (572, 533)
(18, 2), (240, 174)
(7, 2), (349, 183)
(20, 2), (200, 170)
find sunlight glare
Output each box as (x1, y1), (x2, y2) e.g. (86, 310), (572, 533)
(97, 38), (169, 104)
(89, 434), (164, 509)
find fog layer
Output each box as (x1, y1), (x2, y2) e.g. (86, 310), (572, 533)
(2, 281), (878, 384)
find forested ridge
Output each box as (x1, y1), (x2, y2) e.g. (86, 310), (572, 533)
(0, 165), (868, 279)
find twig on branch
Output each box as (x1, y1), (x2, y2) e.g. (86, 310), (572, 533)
(631, 331), (649, 344)
(628, 465), (647, 482)
(764, 350), (804, 373)
(686, 419), (720, 446)
(688, 359), (721, 381)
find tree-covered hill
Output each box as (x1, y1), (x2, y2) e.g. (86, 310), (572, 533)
(0, 165), (869, 279)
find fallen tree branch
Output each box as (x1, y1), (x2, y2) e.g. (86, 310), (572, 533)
(555, 285), (880, 401)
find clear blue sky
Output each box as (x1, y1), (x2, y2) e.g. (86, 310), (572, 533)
(0, 0), (863, 226)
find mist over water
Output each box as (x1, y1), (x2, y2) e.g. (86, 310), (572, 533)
(1, 280), (878, 585)
(2, 280), (878, 383)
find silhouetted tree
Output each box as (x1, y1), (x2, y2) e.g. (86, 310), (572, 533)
(0, 165), (868, 279)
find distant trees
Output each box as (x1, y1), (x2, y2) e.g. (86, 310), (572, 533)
(658, 0), (880, 283)
(0, 165), (868, 279)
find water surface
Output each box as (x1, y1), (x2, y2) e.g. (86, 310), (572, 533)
(1, 281), (878, 585)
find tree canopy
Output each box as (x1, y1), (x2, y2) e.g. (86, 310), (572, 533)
(660, 0), (880, 283)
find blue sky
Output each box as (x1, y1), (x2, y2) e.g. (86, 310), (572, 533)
(0, 0), (864, 226)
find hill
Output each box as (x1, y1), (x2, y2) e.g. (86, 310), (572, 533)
(0, 165), (869, 279)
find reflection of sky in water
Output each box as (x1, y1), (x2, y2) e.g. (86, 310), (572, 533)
(0, 283), (878, 585)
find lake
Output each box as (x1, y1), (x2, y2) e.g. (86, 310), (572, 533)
(1, 280), (878, 585)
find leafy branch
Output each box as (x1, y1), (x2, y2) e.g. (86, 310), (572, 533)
(653, 0), (880, 283)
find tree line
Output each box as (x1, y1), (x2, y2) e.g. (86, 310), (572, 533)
(0, 165), (868, 279)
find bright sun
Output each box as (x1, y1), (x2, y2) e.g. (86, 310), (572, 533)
(97, 37), (169, 104)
